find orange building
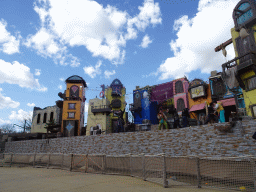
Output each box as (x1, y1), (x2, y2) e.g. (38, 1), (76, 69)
(188, 79), (212, 124)
(60, 75), (87, 136)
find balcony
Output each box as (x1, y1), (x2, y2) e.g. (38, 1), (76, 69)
(222, 51), (256, 90)
(91, 105), (111, 115)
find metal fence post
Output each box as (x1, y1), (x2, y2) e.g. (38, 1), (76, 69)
(70, 154), (73, 171)
(47, 153), (51, 169)
(102, 154), (106, 174)
(163, 153), (168, 188)
(196, 156), (201, 188)
(142, 153), (146, 181)
(85, 154), (88, 173)
(61, 153), (64, 169)
(130, 154), (133, 177)
(250, 157), (256, 191)
(10, 153), (13, 167)
(33, 153), (36, 168)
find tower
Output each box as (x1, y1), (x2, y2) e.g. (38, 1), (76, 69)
(230, 0), (256, 117)
(61, 75), (87, 136)
(105, 79), (127, 133)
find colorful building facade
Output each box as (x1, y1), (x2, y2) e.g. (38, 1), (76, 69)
(86, 98), (111, 135)
(173, 77), (189, 115)
(131, 85), (158, 125)
(61, 75), (87, 136)
(188, 79), (212, 123)
(105, 79), (127, 133)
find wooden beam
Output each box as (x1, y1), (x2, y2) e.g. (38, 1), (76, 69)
(215, 38), (233, 52)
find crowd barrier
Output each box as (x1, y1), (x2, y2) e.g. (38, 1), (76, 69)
(1, 153), (255, 191)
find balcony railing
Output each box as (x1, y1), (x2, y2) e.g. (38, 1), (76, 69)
(91, 105), (111, 114)
(222, 51), (256, 72)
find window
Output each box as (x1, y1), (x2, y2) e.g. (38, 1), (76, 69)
(68, 112), (75, 118)
(177, 98), (185, 112)
(246, 76), (256, 91)
(50, 112), (54, 122)
(175, 81), (184, 94)
(43, 113), (47, 123)
(251, 105), (256, 118)
(68, 103), (76, 109)
(70, 85), (79, 98)
(37, 114), (41, 124)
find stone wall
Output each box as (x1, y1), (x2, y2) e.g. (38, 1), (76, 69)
(4, 119), (256, 157)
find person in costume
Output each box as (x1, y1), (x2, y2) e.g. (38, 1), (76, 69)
(215, 102), (225, 123)
(158, 108), (168, 130)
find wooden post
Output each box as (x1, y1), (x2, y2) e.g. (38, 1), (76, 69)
(130, 154), (133, 177)
(162, 154), (168, 188)
(47, 153), (51, 169)
(196, 157), (201, 188)
(142, 154), (146, 181)
(70, 154), (73, 171)
(250, 157), (256, 191)
(85, 154), (88, 173)
(102, 154), (106, 174)
(33, 153), (36, 168)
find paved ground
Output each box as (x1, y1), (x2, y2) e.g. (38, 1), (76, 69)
(0, 167), (234, 192)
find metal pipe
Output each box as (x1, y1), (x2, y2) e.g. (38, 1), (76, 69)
(215, 38), (233, 52)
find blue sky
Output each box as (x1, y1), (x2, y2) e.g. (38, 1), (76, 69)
(0, 0), (240, 129)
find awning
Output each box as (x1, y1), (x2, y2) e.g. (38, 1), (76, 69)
(189, 103), (206, 112)
(217, 98), (236, 107)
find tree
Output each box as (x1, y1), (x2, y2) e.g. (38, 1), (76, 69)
(0, 124), (16, 134)
(17, 113), (33, 133)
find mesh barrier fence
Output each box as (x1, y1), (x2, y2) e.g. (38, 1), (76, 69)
(105, 155), (130, 176)
(88, 154), (104, 174)
(34, 153), (49, 168)
(48, 153), (63, 169)
(130, 155), (143, 178)
(199, 157), (255, 191)
(166, 156), (198, 187)
(2, 153), (256, 191)
(62, 154), (72, 170)
(11, 153), (34, 167)
(144, 155), (164, 185)
(72, 154), (88, 172)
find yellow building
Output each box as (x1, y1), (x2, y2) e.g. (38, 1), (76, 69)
(86, 98), (111, 135)
(188, 79), (212, 123)
(61, 75), (87, 136)
(229, 0), (256, 118)
(105, 79), (127, 133)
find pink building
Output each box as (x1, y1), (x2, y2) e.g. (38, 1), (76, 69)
(173, 77), (189, 115)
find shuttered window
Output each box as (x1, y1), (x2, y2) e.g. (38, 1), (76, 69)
(175, 81), (184, 94)
(177, 98), (185, 112)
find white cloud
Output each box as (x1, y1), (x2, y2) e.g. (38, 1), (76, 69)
(104, 70), (116, 79)
(35, 69), (41, 76)
(0, 88), (20, 109)
(84, 102), (89, 113)
(59, 77), (65, 81)
(0, 19), (20, 54)
(27, 103), (36, 107)
(155, 0), (239, 80)
(140, 34), (152, 48)
(83, 60), (102, 78)
(58, 85), (63, 90)
(0, 59), (47, 91)
(9, 109), (33, 121)
(27, 0), (161, 65)
(0, 118), (11, 125)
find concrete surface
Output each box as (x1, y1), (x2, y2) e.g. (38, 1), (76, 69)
(0, 167), (233, 192)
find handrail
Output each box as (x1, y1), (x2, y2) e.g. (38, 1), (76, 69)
(222, 51), (256, 73)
